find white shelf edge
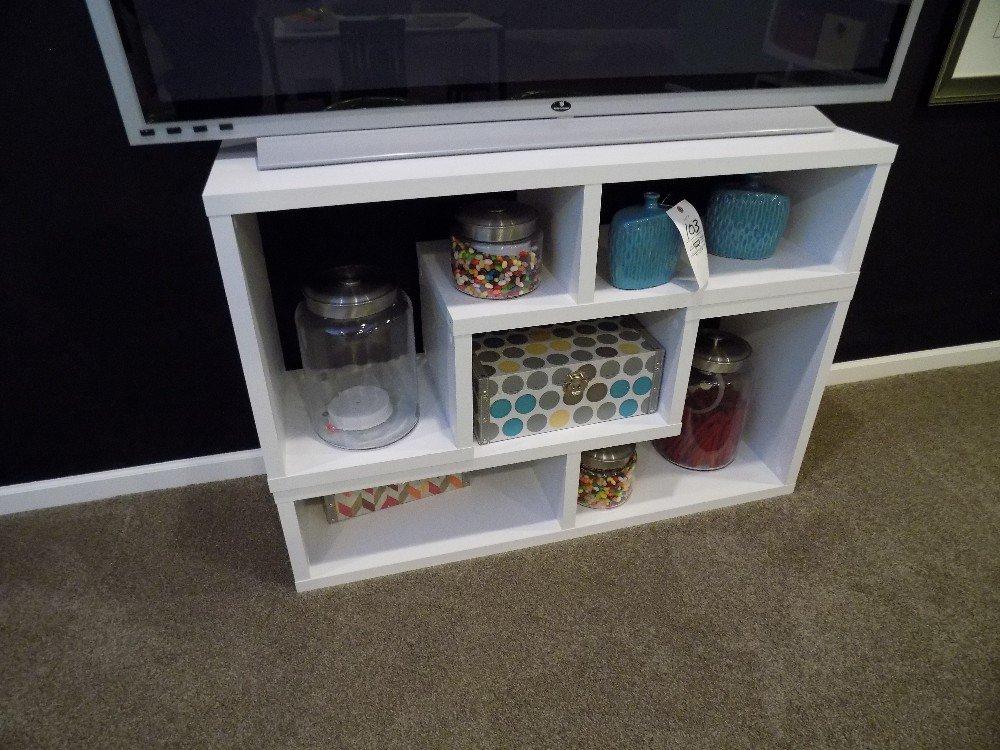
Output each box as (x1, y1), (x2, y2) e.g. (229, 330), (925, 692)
(470, 414), (680, 471)
(270, 357), (470, 498)
(295, 461), (565, 588)
(298, 524), (568, 590)
(574, 441), (785, 530)
(269, 280), (851, 504)
(417, 241), (579, 335)
(203, 128), (896, 216)
(271, 416), (681, 503)
(419, 238), (859, 336)
(299, 520), (568, 589)
(294, 478), (793, 591)
(574, 484), (791, 536)
(290, 441), (791, 590)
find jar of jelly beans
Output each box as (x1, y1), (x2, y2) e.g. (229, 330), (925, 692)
(451, 200), (542, 299)
(654, 330), (752, 470)
(578, 444), (637, 509)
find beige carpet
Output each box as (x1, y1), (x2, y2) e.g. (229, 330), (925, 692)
(2, 364), (998, 749)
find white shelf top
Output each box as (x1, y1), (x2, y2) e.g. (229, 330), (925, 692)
(269, 348), (685, 500)
(272, 359), (471, 498)
(203, 127), (896, 216)
(594, 238), (858, 311)
(576, 441), (785, 529)
(297, 461), (564, 588)
(292, 439), (788, 589)
(418, 241), (578, 334)
(703, 251), (856, 303)
(471, 411), (679, 471)
(420, 238), (856, 334)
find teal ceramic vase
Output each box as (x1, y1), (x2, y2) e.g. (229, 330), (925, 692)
(706, 177), (790, 260)
(608, 192), (681, 290)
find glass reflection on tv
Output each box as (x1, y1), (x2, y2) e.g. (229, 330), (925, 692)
(108, 0), (914, 122)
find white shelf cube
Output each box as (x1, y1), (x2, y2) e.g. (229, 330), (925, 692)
(204, 127), (895, 591)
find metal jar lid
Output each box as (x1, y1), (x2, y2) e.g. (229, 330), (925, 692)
(454, 200), (539, 243)
(692, 330), (752, 374)
(581, 444), (636, 471)
(303, 265), (397, 319)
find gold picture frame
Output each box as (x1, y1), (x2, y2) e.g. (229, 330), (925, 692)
(931, 0), (1000, 104)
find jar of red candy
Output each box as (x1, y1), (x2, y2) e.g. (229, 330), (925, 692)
(451, 200), (542, 299)
(655, 330), (752, 470)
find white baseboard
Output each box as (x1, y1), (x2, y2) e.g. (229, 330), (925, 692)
(0, 450), (264, 517)
(827, 340), (1000, 386)
(3, 341), (998, 517)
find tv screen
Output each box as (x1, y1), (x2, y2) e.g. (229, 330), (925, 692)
(86, 0), (921, 143)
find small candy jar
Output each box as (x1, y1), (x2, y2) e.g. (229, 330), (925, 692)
(451, 200), (542, 299)
(294, 265), (419, 450)
(706, 176), (790, 260)
(608, 192), (680, 290)
(654, 330), (752, 470)
(578, 444), (637, 510)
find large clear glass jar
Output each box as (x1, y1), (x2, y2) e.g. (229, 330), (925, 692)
(654, 330), (752, 470)
(294, 265), (419, 450)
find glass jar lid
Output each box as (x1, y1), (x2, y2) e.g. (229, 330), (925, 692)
(454, 200), (539, 243)
(581, 443), (636, 470)
(693, 330), (752, 374)
(303, 265), (397, 319)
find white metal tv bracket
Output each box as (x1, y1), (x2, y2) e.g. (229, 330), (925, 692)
(255, 106), (835, 170)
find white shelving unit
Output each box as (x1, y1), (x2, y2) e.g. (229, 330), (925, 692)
(204, 128), (894, 591)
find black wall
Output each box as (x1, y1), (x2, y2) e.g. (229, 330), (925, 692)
(825, 2), (1000, 361)
(3, 0), (998, 485)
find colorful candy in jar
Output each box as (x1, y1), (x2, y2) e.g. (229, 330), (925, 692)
(451, 239), (539, 299)
(578, 444), (637, 510)
(451, 200), (543, 300)
(658, 382), (749, 470)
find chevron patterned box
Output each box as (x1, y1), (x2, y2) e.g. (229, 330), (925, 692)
(322, 473), (468, 524)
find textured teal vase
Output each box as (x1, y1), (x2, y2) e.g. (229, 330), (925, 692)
(608, 192), (681, 290)
(706, 177), (790, 260)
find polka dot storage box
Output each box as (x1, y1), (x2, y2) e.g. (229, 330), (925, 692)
(472, 316), (665, 445)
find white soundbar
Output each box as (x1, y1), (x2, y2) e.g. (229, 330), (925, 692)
(255, 107), (835, 170)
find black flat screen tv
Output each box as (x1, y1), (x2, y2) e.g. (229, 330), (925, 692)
(84, 0), (923, 144)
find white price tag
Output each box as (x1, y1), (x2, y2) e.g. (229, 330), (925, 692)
(666, 200), (710, 290)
